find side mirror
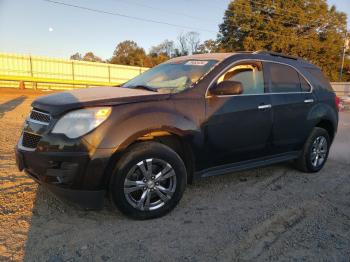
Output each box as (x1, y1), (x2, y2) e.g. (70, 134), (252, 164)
(210, 81), (243, 96)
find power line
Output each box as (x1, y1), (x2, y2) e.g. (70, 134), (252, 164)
(217, 0), (330, 27)
(42, 0), (217, 33)
(225, 5), (323, 27)
(221, 16), (343, 42)
(222, 1), (347, 37)
(228, 26), (315, 41)
(224, 8), (322, 29)
(42, 0), (341, 44)
(220, 0), (325, 19)
(113, 0), (215, 23)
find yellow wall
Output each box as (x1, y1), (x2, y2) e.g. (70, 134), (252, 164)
(0, 52), (149, 90)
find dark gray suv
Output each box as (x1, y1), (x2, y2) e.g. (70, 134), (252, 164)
(15, 51), (339, 219)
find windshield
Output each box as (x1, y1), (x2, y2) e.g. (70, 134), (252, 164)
(122, 59), (218, 93)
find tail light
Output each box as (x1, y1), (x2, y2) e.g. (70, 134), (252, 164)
(335, 96), (340, 112)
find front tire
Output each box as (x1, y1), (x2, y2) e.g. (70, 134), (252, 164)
(295, 127), (330, 173)
(109, 142), (187, 219)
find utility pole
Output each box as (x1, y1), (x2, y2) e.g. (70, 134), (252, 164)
(340, 32), (349, 81)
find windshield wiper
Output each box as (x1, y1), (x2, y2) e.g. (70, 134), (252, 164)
(130, 85), (158, 92)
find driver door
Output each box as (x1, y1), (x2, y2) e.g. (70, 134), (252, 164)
(204, 61), (273, 167)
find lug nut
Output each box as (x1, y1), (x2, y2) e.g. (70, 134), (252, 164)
(151, 176), (155, 180)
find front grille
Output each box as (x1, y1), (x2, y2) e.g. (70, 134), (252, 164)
(30, 109), (51, 124)
(22, 132), (42, 149)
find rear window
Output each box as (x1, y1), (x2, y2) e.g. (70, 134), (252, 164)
(268, 63), (301, 93)
(305, 68), (333, 91)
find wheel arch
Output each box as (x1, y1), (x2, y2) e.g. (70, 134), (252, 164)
(103, 129), (196, 188)
(307, 102), (338, 143)
(315, 119), (335, 142)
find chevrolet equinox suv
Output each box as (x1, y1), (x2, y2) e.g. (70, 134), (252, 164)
(15, 51), (339, 219)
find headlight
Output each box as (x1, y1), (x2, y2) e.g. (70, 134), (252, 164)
(52, 107), (111, 139)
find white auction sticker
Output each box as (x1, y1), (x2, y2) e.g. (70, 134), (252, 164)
(185, 60), (208, 66)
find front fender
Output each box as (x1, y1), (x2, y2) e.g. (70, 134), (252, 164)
(82, 100), (200, 151)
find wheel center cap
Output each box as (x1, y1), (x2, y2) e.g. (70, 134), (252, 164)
(147, 180), (155, 189)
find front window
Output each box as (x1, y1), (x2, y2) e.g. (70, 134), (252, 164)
(216, 62), (265, 95)
(122, 59), (218, 93)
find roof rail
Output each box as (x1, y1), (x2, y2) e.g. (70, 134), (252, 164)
(234, 51), (255, 54)
(253, 51), (299, 60)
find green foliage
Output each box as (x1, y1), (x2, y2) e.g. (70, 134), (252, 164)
(218, 0), (349, 81)
(342, 58), (350, 81)
(70, 52), (102, 62)
(109, 40), (170, 67)
(70, 52), (82, 61)
(110, 40), (148, 67)
(82, 52), (102, 62)
(197, 39), (220, 53)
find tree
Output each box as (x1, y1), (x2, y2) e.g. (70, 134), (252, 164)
(218, 0), (348, 81)
(197, 39), (219, 53)
(176, 32), (201, 55)
(110, 40), (149, 67)
(177, 32), (189, 56)
(148, 53), (169, 66)
(186, 32), (200, 55)
(149, 40), (175, 57)
(82, 52), (102, 62)
(70, 52), (82, 60)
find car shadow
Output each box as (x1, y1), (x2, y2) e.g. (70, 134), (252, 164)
(0, 95), (27, 119)
(21, 162), (297, 261)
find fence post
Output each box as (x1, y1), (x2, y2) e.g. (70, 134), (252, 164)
(71, 61), (75, 81)
(29, 56), (35, 89)
(108, 64), (111, 84)
(19, 80), (25, 90)
(72, 61), (75, 89)
(29, 56), (33, 78)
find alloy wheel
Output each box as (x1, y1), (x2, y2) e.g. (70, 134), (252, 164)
(310, 135), (328, 167)
(123, 158), (177, 211)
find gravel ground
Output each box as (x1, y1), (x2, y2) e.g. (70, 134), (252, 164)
(0, 89), (349, 262)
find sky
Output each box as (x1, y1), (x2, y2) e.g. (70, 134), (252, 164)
(0, 0), (349, 60)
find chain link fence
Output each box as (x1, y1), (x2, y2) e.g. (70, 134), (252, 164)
(0, 53), (149, 90)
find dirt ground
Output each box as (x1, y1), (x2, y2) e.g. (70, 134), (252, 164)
(0, 88), (349, 262)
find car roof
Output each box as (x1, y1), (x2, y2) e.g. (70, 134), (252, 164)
(166, 51), (317, 68)
(166, 53), (234, 63)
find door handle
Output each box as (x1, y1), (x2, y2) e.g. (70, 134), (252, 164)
(258, 104), (272, 110)
(304, 99), (314, 103)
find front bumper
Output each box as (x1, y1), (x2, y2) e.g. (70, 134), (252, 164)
(15, 146), (111, 210)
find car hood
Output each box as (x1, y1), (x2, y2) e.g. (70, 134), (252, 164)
(32, 86), (170, 115)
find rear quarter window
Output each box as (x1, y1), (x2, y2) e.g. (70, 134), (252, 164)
(305, 68), (333, 91)
(299, 74), (312, 92)
(268, 63), (301, 93)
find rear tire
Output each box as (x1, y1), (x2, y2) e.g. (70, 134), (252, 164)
(295, 127), (330, 173)
(109, 141), (187, 219)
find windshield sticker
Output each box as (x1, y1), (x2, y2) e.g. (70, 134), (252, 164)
(185, 60), (209, 66)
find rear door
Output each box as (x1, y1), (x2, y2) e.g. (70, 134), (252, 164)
(264, 62), (314, 153)
(204, 61), (273, 167)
